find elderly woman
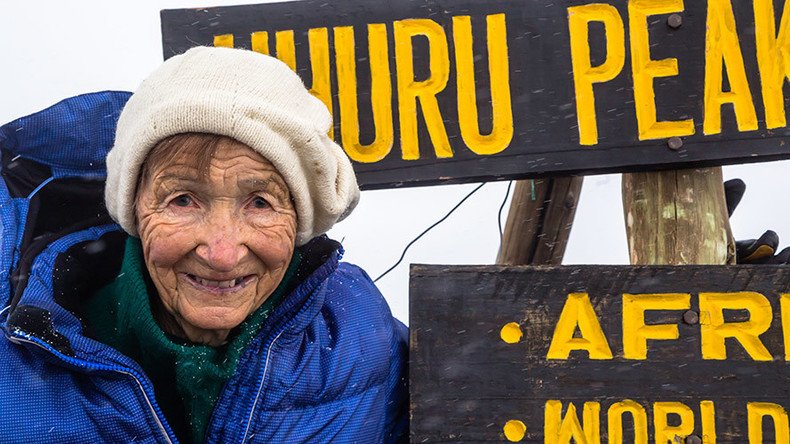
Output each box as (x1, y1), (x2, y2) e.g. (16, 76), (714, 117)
(0, 47), (407, 443)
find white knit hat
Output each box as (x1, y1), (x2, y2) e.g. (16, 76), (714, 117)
(105, 46), (360, 246)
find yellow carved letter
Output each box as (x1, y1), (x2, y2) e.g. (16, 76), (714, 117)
(251, 31), (269, 54)
(699, 292), (773, 361)
(453, 14), (513, 155)
(748, 402), (790, 443)
(214, 34), (234, 48)
(256, 29), (333, 136)
(275, 30), (296, 71)
(700, 401), (717, 444)
(703, 0), (758, 135)
(781, 294), (790, 360)
(544, 400), (601, 444)
(629, 0), (695, 140)
(306, 28), (333, 138)
(547, 293), (613, 360)
(567, 4), (625, 146)
(622, 293), (690, 360)
(335, 24), (393, 163)
(754, 0), (790, 129)
(608, 400), (648, 444)
(654, 402), (694, 444)
(394, 18), (452, 160)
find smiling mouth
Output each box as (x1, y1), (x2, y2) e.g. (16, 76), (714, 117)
(185, 274), (255, 292)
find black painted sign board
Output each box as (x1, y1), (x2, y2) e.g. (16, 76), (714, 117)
(161, 1), (790, 189)
(410, 264), (790, 443)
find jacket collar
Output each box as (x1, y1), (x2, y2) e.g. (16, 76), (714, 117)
(251, 236), (342, 341)
(4, 231), (342, 361)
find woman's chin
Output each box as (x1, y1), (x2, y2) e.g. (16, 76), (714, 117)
(178, 305), (249, 336)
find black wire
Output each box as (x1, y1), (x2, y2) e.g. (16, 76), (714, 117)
(374, 183), (486, 282)
(498, 181), (513, 245)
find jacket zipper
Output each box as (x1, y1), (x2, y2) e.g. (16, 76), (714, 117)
(239, 329), (286, 443)
(236, 252), (339, 443)
(6, 330), (176, 444)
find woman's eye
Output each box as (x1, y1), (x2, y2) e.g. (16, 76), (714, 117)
(172, 194), (193, 207)
(251, 196), (270, 209)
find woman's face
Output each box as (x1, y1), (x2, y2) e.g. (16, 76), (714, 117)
(136, 136), (297, 346)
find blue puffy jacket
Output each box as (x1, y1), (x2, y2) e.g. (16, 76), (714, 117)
(0, 92), (408, 443)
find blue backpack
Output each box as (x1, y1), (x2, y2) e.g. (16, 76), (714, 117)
(0, 91), (131, 346)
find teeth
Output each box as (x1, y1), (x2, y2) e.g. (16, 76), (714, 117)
(193, 276), (242, 288)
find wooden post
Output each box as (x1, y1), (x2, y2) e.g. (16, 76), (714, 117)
(622, 167), (736, 265)
(497, 177), (583, 265)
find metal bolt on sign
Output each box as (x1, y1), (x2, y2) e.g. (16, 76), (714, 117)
(683, 310), (700, 325)
(668, 13), (683, 29)
(668, 137), (684, 150)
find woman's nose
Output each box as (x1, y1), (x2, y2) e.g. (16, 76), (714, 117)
(195, 217), (247, 271)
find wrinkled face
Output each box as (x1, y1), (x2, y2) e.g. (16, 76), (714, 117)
(135, 136), (297, 346)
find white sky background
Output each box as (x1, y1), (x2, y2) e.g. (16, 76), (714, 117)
(0, 1), (788, 325)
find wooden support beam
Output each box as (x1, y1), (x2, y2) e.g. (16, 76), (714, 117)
(497, 177), (583, 266)
(622, 167), (736, 265)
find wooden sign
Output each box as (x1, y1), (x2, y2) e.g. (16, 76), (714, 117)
(410, 265), (790, 442)
(161, 1), (790, 189)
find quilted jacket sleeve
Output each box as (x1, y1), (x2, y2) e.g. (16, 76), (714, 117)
(383, 313), (408, 443)
(340, 263), (409, 443)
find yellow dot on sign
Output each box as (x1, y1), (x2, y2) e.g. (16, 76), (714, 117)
(500, 322), (523, 344)
(503, 419), (526, 442)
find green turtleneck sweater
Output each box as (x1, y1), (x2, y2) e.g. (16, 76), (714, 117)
(85, 238), (300, 443)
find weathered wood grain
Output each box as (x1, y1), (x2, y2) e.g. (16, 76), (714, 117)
(497, 177), (583, 266)
(622, 168), (736, 265)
